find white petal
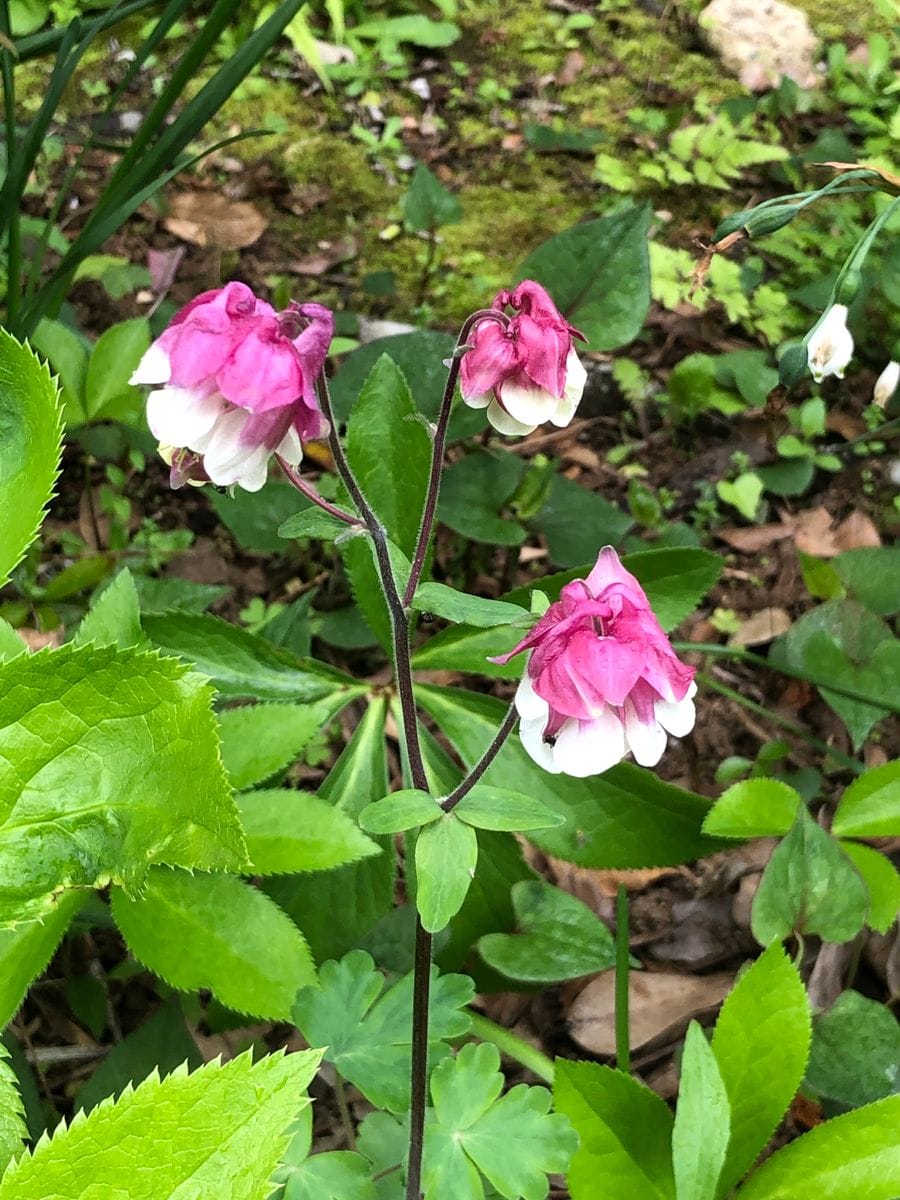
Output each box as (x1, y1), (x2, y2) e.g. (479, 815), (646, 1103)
(498, 381), (560, 427)
(655, 694), (696, 738)
(130, 342), (171, 385)
(561, 348), (587, 405)
(277, 425), (304, 467)
(233, 451), (270, 493)
(519, 716), (561, 774)
(486, 398), (536, 437)
(514, 671), (549, 722)
(624, 705), (667, 767)
(146, 388), (228, 448)
(873, 360), (900, 408)
(201, 409), (266, 487)
(552, 710), (626, 777)
(807, 304), (854, 382)
(463, 391), (493, 410)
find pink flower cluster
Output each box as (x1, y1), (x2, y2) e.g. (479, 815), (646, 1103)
(493, 547), (697, 776)
(460, 280), (587, 436)
(131, 282), (333, 492)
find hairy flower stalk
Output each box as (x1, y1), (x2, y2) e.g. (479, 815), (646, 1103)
(493, 547), (696, 776)
(130, 282), (334, 491)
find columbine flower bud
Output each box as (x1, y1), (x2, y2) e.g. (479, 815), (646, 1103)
(873, 361), (899, 409)
(490, 546), (696, 777)
(130, 282), (334, 492)
(807, 304), (854, 384)
(459, 280), (588, 436)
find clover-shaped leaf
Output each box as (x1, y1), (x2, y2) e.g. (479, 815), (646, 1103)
(422, 1043), (577, 1200)
(292, 950), (473, 1112)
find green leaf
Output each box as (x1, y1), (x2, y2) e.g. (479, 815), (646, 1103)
(516, 206), (651, 350)
(672, 1022), (730, 1200)
(717, 473), (763, 522)
(75, 999), (202, 1114)
(412, 583), (528, 629)
(74, 568), (145, 649)
(263, 699), (395, 964)
(529, 474), (632, 568)
(453, 785), (565, 832)
(415, 814), (479, 933)
(702, 779), (802, 838)
(756, 459), (815, 498)
(0, 1042), (26, 1176)
(736, 1096), (900, 1200)
(30, 318), (89, 427)
(751, 808), (869, 945)
(806, 991), (900, 1109)
(839, 842), (900, 933)
(329, 332), (457, 426)
(0, 620), (23, 663)
(553, 1060), (675, 1200)
(0, 892), (83, 1027)
(358, 1111), (408, 1200)
(218, 696), (354, 790)
(279, 1150), (377, 1200)
(237, 788), (380, 875)
(0, 1048), (322, 1200)
(667, 355), (746, 421)
(292, 949), (473, 1113)
(710, 945), (811, 1198)
(424, 1042), (577, 1200)
(278, 506), (358, 542)
(404, 163), (462, 231)
(0, 644), (246, 925)
(478, 879), (615, 983)
(0, 329), (63, 589)
(84, 317), (150, 422)
(359, 789), (444, 834)
(142, 611), (352, 702)
(210, 479), (310, 554)
(111, 868), (314, 1019)
(416, 686), (719, 869)
(439, 449), (526, 547)
(832, 761), (900, 838)
(132, 576), (228, 615)
(833, 548), (900, 616)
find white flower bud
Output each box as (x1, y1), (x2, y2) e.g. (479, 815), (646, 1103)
(807, 304), (854, 383)
(873, 360), (900, 409)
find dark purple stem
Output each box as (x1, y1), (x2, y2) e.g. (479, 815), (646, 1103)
(275, 455), (361, 526)
(441, 702), (518, 812)
(401, 308), (511, 608)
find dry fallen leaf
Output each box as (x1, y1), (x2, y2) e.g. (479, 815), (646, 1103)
(288, 236), (358, 276)
(16, 627), (62, 651)
(568, 969), (734, 1056)
(817, 160), (900, 192)
(716, 520), (795, 552)
(728, 606), (792, 647)
(792, 506), (838, 557)
(833, 510), (881, 551)
(164, 192), (268, 250)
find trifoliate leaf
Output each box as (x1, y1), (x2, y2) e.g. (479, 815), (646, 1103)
(0, 1048), (322, 1200)
(111, 868), (314, 1020)
(292, 950), (473, 1112)
(237, 788), (380, 875)
(0, 644), (246, 926)
(277, 1150), (377, 1200)
(423, 1043), (577, 1200)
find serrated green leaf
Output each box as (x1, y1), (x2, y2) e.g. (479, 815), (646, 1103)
(736, 1096), (900, 1200)
(0, 1042), (26, 1176)
(263, 700), (395, 963)
(751, 809), (869, 946)
(453, 785), (565, 832)
(111, 868), (314, 1019)
(416, 686), (718, 869)
(710, 945), (811, 1197)
(132, 576), (228, 615)
(478, 879), (615, 983)
(0, 329), (63, 589)
(805, 990), (900, 1109)
(0, 620), (24, 663)
(218, 696), (357, 790)
(673, 1022), (730, 1200)
(359, 789), (444, 834)
(142, 611), (352, 702)
(292, 949), (473, 1113)
(237, 789), (379, 875)
(832, 761), (900, 838)
(0, 644), (246, 925)
(424, 1042), (576, 1200)
(415, 815), (479, 933)
(84, 317), (150, 422)
(839, 842), (900, 933)
(553, 1060), (675, 1200)
(0, 1048), (322, 1200)
(74, 567), (145, 649)
(412, 584), (528, 629)
(0, 892), (83, 1027)
(702, 779), (802, 838)
(516, 207), (651, 350)
(278, 507), (359, 542)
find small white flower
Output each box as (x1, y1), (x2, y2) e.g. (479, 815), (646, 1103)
(873, 360), (900, 409)
(807, 304), (854, 383)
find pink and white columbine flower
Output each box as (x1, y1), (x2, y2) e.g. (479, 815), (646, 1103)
(130, 282), (334, 492)
(459, 280), (588, 436)
(807, 303), (854, 384)
(492, 547), (697, 777)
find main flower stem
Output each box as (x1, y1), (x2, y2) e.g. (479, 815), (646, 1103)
(401, 309), (510, 607)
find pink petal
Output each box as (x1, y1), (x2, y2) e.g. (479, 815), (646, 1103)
(585, 546), (643, 598)
(217, 321), (303, 413)
(514, 313), (567, 396)
(460, 321), (517, 399)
